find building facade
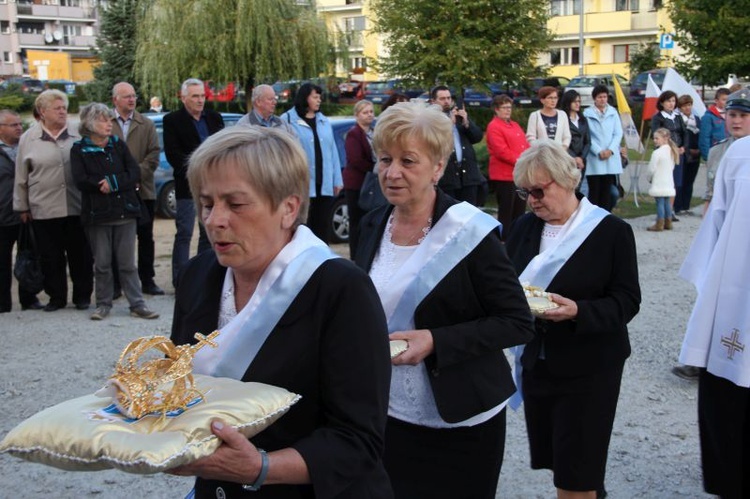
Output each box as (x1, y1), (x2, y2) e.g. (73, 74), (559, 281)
(0, 0), (99, 81)
(542, 0), (678, 79)
(316, 0), (379, 82)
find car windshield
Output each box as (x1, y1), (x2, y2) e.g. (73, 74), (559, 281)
(635, 72), (665, 87)
(367, 82), (389, 92)
(569, 77), (599, 87)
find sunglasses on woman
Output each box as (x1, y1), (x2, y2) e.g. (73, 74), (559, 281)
(516, 180), (555, 201)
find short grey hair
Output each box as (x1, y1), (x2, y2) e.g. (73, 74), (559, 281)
(251, 84), (274, 103)
(513, 139), (581, 191)
(111, 81), (134, 98)
(181, 78), (204, 96)
(35, 89), (68, 114)
(0, 109), (20, 122)
(188, 126), (310, 228)
(78, 103), (114, 138)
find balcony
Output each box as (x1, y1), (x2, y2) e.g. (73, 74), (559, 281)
(345, 30), (363, 49)
(16, 4), (96, 21)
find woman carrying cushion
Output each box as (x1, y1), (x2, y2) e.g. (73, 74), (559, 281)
(343, 99), (376, 259)
(526, 86), (571, 148)
(355, 101), (534, 498)
(169, 126), (393, 498)
(70, 103), (158, 321)
(281, 83), (342, 244)
(504, 140), (641, 499)
(486, 94), (529, 237)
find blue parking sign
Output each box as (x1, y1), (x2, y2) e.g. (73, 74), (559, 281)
(660, 33), (674, 50)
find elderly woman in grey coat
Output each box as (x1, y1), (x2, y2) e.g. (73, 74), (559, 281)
(70, 103), (158, 321)
(13, 89), (93, 312)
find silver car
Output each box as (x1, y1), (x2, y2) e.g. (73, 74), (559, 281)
(565, 74), (630, 107)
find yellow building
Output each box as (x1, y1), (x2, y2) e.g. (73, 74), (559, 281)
(544, 0), (679, 79)
(315, 0), (380, 82)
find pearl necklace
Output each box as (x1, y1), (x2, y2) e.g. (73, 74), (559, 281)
(386, 213), (432, 246)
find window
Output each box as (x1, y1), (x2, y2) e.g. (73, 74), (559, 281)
(0, 21), (9, 34)
(550, 47), (580, 65)
(344, 16), (366, 32)
(615, 0), (639, 11)
(16, 22), (45, 35)
(351, 57), (367, 71)
(550, 0), (580, 16)
(613, 44), (638, 63)
(61, 0), (81, 5)
(3, 52), (12, 64)
(62, 24), (82, 44)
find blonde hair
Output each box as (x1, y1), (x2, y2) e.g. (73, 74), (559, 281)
(187, 127), (310, 227)
(654, 128), (680, 164)
(353, 99), (374, 115)
(35, 89), (68, 115)
(514, 139), (580, 190)
(372, 101), (453, 165)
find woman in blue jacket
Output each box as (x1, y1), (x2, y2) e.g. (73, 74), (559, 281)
(583, 85), (623, 211)
(281, 83), (343, 243)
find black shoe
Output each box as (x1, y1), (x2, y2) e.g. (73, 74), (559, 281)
(142, 283), (165, 296)
(671, 214), (680, 222)
(44, 303), (63, 312)
(22, 301), (45, 311)
(672, 365), (700, 380)
(75, 302), (91, 310)
(113, 288), (122, 300)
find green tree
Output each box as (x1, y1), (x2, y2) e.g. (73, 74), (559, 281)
(135, 0), (329, 108)
(669, 0), (750, 84)
(89, 0), (139, 103)
(628, 43), (663, 79)
(370, 0), (552, 92)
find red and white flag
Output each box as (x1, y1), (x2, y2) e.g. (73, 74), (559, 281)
(642, 74), (660, 122)
(661, 68), (707, 118)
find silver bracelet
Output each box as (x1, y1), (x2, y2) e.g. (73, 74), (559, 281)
(241, 448), (269, 492)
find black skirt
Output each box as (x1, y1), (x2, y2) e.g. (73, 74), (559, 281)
(522, 360), (624, 491)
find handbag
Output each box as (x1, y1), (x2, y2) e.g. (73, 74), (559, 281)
(358, 167), (387, 212)
(13, 223), (44, 295)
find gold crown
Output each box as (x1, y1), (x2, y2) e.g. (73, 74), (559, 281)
(97, 331), (220, 420)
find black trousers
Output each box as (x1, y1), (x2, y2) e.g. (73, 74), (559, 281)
(307, 196), (334, 245)
(493, 180), (526, 240)
(344, 189), (364, 260)
(675, 160), (700, 212)
(586, 174), (615, 211)
(33, 216), (93, 307)
(384, 411), (506, 499)
(0, 224), (39, 311)
(698, 369), (750, 499)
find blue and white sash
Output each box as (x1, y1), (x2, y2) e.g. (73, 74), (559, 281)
(192, 226), (338, 380)
(510, 198), (608, 409)
(383, 203), (500, 331)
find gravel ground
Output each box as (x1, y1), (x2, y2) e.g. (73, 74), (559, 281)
(0, 166), (714, 498)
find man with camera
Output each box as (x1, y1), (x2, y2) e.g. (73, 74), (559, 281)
(430, 85), (484, 205)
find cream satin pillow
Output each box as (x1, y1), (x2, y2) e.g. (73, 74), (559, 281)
(0, 374), (300, 474)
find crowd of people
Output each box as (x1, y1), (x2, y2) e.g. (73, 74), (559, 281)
(1, 78), (748, 499)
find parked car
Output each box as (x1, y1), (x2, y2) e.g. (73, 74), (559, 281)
(45, 79), (76, 96)
(339, 80), (363, 100)
(273, 80), (299, 104)
(629, 68), (667, 103)
(463, 87), (494, 108)
(0, 77), (44, 94)
(565, 74), (630, 107)
(513, 76), (570, 108)
(364, 79), (424, 105)
(147, 112), (244, 219)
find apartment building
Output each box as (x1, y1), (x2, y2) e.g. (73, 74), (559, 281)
(0, 0), (99, 82)
(316, 0), (379, 81)
(543, 0), (679, 79)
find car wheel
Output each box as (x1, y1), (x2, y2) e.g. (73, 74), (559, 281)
(157, 181), (176, 219)
(330, 196), (349, 244)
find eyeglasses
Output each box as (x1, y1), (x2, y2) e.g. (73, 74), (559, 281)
(497, 105), (512, 110)
(0, 122), (22, 127)
(516, 180), (555, 200)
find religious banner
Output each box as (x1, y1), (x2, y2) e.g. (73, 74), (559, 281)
(613, 74), (644, 153)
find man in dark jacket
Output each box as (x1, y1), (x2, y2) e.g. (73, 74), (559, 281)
(431, 86), (485, 206)
(164, 78), (224, 288)
(0, 109), (42, 312)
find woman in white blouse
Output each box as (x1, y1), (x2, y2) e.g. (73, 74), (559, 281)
(526, 86), (571, 149)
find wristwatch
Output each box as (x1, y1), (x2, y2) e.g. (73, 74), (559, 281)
(241, 449), (269, 492)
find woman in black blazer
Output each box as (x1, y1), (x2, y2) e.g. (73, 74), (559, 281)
(505, 140), (641, 499)
(355, 101), (534, 499)
(560, 90), (590, 184)
(651, 90), (688, 220)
